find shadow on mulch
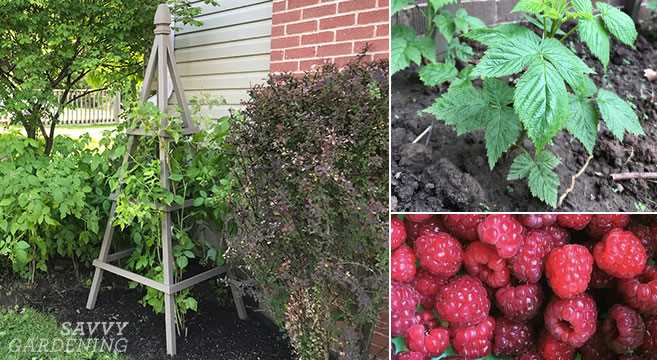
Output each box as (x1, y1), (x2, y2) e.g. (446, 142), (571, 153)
(0, 261), (293, 360)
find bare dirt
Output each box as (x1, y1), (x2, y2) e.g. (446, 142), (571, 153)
(391, 29), (657, 212)
(0, 262), (293, 359)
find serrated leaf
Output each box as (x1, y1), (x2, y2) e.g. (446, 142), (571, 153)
(454, 9), (470, 33)
(434, 13), (455, 41)
(535, 149), (561, 169)
(414, 35), (437, 63)
(541, 38), (594, 89)
(578, 17), (610, 69)
(452, 42), (474, 63)
(392, 30), (411, 74)
(596, 2), (637, 47)
(567, 95), (598, 154)
(485, 107), (521, 169)
(472, 30), (541, 77)
(596, 89), (644, 141)
(528, 159), (560, 208)
(465, 23), (529, 47)
(419, 63), (458, 86)
(570, 75), (598, 98)
(429, 0), (456, 9)
(507, 152), (535, 180)
(512, 0), (547, 15)
(513, 58), (570, 150)
(572, 0), (593, 14)
(483, 78), (514, 106)
(423, 84), (488, 135)
(465, 15), (487, 30)
(392, 0), (414, 15)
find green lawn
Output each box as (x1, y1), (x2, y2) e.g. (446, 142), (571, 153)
(0, 307), (128, 360)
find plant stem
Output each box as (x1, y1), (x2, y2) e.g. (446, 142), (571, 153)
(560, 24), (578, 43)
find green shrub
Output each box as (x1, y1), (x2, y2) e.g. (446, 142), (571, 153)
(0, 131), (115, 280)
(228, 60), (388, 359)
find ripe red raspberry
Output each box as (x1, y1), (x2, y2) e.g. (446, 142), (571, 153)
(391, 217), (407, 250)
(492, 317), (534, 357)
(629, 223), (657, 258)
(495, 283), (543, 321)
(406, 214), (434, 222)
(602, 304), (645, 353)
(391, 282), (420, 337)
(518, 214), (557, 228)
(442, 214), (485, 242)
(557, 214), (592, 230)
(594, 229), (647, 279)
(435, 275), (490, 327)
(538, 331), (576, 360)
(405, 324), (427, 353)
(463, 242), (510, 288)
(393, 352), (425, 360)
(518, 352), (542, 360)
(413, 269), (447, 298)
(416, 216), (448, 238)
(419, 309), (437, 328)
(451, 316), (495, 358)
(580, 331), (614, 360)
(545, 244), (593, 299)
(587, 214), (630, 238)
(511, 229), (553, 283)
(543, 225), (570, 248)
(425, 327), (450, 356)
(641, 316), (657, 352)
(544, 294), (597, 347)
(618, 265), (657, 315)
(477, 214), (525, 258)
(415, 232), (463, 277)
(392, 244), (417, 283)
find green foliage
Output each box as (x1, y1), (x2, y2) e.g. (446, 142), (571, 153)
(391, 0), (483, 79)
(0, 131), (114, 280)
(111, 100), (235, 331)
(228, 61), (388, 359)
(0, 0), (216, 154)
(427, 0), (643, 207)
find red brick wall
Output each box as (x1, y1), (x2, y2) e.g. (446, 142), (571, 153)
(270, 0), (390, 73)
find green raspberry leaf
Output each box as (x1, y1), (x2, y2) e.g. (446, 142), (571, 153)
(392, 0), (415, 15)
(512, 0), (548, 15)
(596, 89), (644, 141)
(429, 0), (457, 9)
(596, 2), (637, 47)
(485, 106), (521, 169)
(541, 38), (594, 89)
(472, 30), (541, 77)
(465, 23), (529, 47)
(434, 13), (456, 41)
(419, 63), (458, 86)
(507, 152), (535, 180)
(572, 0), (593, 14)
(483, 78), (514, 107)
(567, 95), (599, 154)
(392, 26), (436, 73)
(529, 152), (561, 208)
(414, 35), (437, 63)
(578, 17), (611, 69)
(423, 84), (488, 135)
(513, 58), (570, 151)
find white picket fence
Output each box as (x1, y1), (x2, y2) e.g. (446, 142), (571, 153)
(0, 89), (121, 125)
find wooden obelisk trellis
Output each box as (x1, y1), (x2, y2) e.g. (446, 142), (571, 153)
(86, 4), (247, 356)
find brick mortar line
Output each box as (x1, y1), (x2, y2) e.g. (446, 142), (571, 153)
(273, 23), (390, 38)
(276, 37), (390, 53)
(274, 8), (389, 25)
(272, 51), (389, 63)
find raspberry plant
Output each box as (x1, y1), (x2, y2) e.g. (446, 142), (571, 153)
(392, 0), (485, 86)
(424, 0), (644, 207)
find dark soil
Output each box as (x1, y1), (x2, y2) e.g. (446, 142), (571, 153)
(0, 261), (293, 359)
(392, 28), (657, 211)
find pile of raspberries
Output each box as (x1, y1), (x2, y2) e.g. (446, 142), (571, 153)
(391, 214), (657, 359)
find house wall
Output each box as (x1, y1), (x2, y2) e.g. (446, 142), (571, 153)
(173, 0), (274, 117)
(269, 0), (390, 73)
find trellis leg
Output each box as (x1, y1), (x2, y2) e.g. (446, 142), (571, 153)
(162, 209), (177, 356)
(87, 136), (137, 310)
(228, 270), (248, 320)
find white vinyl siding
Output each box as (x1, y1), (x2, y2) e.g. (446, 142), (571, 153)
(173, 0), (273, 118)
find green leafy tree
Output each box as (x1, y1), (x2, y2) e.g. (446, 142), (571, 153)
(392, 0), (485, 86)
(425, 0), (643, 207)
(0, 0), (216, 155)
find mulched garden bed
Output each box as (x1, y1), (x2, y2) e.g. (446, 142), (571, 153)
(391, 27), (657, 212)
(0, 261), (293, 359)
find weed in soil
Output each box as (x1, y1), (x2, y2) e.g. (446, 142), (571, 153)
(392, 32), (657, 212)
